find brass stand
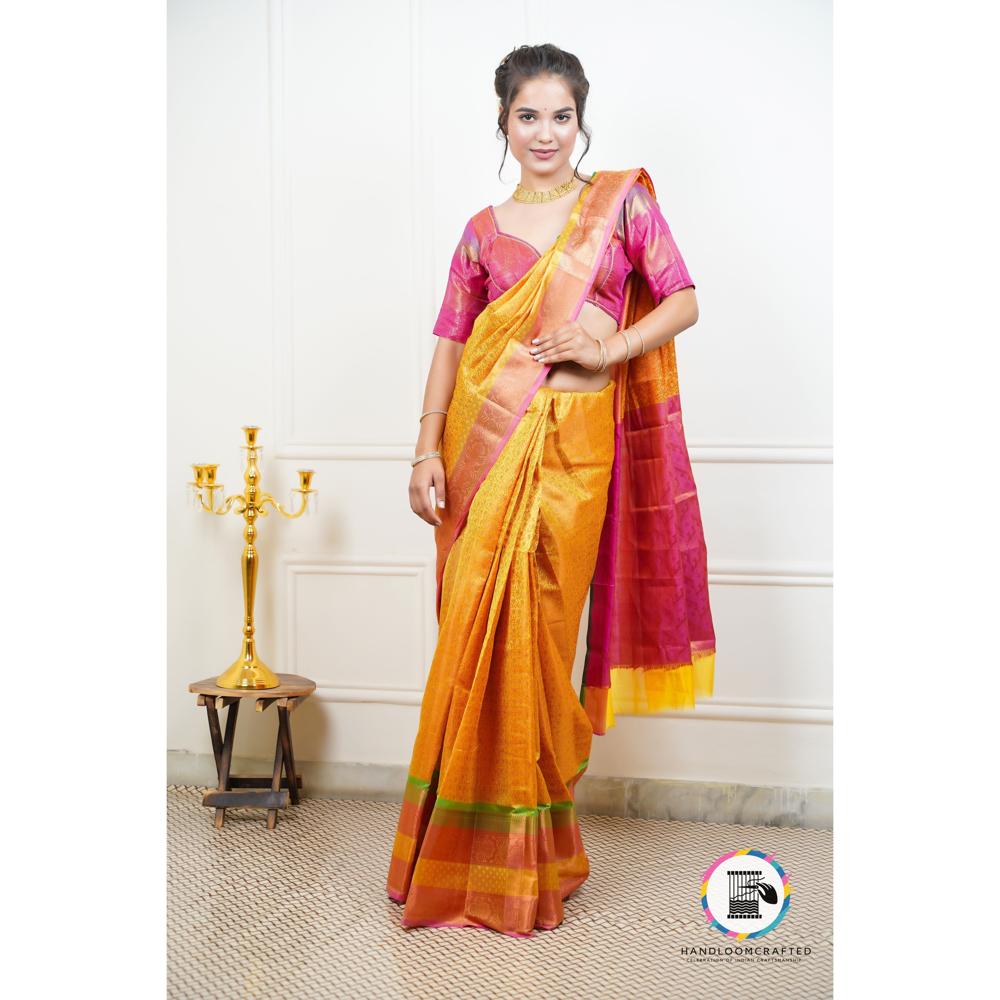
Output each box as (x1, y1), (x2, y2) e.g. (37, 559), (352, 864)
(189, 425), (317, 690)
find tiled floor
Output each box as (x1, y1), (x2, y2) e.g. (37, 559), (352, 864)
(167, 785), (832, 999)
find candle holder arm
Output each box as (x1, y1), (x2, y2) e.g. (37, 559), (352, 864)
(257, 493), (310, 519)
(199, 493), (248, 516)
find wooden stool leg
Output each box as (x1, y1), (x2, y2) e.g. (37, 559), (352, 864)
(215, 700), (240, 829)
(204, 704), (224, 782)
(278, 705), (301, 805)
(266, 706), (284, 831)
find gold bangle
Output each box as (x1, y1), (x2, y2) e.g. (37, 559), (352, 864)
(420, 409), (448, 421)
(588, 336), (601, 373)
(595, 337), (608, 372)
(411, 450), (442, 467)
(619, 328), (634, 362)
(633, 324), (647, 356)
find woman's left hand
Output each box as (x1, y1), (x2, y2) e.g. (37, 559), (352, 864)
(528, 321), (601, 370)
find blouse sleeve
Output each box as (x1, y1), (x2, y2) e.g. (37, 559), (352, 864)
(622, 182), (695, 304)
(432, 217), (489, 344)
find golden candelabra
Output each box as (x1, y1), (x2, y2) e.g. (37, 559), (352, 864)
(188, 425), (317, 690)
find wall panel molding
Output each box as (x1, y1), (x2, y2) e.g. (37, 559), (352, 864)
(268, 0), (424, 454)
(266, 0), (293, 450)
(273, 442), (834, 462)
(306, 687), (832, 723)
(281, 554), (436, 702)
(280, 555), (832, 720)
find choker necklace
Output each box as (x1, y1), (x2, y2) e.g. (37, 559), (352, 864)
(512, 175), (578, 203)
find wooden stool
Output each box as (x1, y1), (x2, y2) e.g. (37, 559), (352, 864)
(188, 673), (316, 830)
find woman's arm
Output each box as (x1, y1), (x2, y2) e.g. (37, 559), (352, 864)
(415, 339), (462, 455)
(605, 286), (699, 361)
(529, 181), (699, 368)
(529, 286), (697, 369)
(410, 338), (463, 526)
(412, 212), (487, 524)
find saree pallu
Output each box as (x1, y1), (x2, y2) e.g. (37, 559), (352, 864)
(388, 168), (715, 937)
(581, 173), (716, 735)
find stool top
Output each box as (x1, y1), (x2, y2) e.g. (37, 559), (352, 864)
(188, 673), (317, 698)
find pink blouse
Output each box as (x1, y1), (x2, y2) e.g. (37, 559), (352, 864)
(432, 180), (695, 343)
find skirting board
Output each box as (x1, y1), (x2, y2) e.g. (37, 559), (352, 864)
(167, 751), (832, 830)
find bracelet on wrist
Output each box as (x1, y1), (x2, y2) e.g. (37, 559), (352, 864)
(593, 336), (608, 372)
(619, 328), (634, 361)
(620, 325), (646, 360)
(633, 324), (646, 355)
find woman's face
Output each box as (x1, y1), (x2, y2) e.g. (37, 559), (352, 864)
(504, 74), (580, 182)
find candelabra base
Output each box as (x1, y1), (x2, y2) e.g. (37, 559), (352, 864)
(216, 653), (281, 690)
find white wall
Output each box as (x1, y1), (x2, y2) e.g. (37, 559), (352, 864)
(168, 0), (832, 789)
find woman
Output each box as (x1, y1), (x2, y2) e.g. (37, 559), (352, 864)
(387, 43), (716, 937)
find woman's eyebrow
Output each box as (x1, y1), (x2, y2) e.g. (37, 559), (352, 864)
(513, 106), (575, 114)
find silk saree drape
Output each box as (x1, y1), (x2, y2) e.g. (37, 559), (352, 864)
(580, 172), (715, 735)
(387, 169), (715, 937)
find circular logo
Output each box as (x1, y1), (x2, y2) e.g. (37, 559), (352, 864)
(700, 849), (792, 939)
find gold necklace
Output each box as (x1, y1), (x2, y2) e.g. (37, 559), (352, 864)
(512, 175), (578, 203)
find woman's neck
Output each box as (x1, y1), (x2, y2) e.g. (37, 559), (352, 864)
(517, 166), (576, 192)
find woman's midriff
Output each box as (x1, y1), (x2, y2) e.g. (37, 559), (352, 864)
(541, 300), (619, 392)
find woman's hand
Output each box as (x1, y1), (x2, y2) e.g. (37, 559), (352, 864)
(409, 457), (446, 527)
(527, 321), (602, 370)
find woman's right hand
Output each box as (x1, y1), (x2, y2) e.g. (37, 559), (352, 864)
(409, 457), (446, 527)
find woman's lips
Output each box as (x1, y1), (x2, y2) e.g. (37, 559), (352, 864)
(531, 149), (557, 159)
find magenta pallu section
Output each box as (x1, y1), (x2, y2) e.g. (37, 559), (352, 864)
(581, 168), (715, 733)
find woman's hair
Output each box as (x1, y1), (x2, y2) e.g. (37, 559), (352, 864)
(494, 43), (593, 185)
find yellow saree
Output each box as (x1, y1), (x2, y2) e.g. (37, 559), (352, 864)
(387, 169), (715, 937)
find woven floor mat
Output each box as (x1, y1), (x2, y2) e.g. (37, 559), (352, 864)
(167, 785), (832, 999)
